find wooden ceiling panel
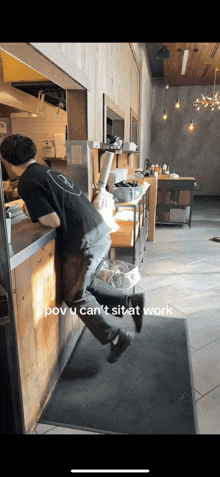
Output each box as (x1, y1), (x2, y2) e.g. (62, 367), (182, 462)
(163, 43), (220, 86)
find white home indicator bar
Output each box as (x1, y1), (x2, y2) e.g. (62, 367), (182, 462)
(71, 471), (150, 474)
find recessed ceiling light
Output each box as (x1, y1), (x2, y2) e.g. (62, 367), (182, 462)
(181, 50), (190, 75)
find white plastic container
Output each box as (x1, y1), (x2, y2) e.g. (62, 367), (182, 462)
(123, 142), (137, 151)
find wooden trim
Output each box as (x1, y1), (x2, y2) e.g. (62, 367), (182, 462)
(129, 43), (141, 74)
(130, 107), (139, 145)
(103, 93), (126, 143)
(66, 90), (88, 140)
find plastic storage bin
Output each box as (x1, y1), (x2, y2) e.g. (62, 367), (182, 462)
(113, 185), (143, 202)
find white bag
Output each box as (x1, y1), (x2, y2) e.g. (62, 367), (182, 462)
(93, 188), (119, 233)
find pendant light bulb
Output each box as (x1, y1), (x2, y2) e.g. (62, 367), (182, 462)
(175, 97), (180, 109)
(189, 119), (194, 131)
(162, 109), (168, 120)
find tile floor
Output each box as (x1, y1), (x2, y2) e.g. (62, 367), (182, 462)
(33, 196), (220, 434)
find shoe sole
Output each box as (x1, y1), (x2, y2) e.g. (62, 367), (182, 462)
(108, 332), (134, 364)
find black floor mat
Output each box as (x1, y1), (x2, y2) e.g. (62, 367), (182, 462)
(40, 314), (198, 434)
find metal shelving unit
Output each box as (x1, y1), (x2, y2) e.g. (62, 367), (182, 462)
(156, 178), (196, 229)
(110, 183), (150, 267)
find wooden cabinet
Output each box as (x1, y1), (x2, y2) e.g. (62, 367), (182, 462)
(11, 239), (84, 434)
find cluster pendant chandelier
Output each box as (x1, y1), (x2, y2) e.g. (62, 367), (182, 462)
(162, 67), (220, 131)
(193, 67), (220, 111)
(162, 68), (220, 131)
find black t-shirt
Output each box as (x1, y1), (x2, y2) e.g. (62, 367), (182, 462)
(18, 163), (110, 256)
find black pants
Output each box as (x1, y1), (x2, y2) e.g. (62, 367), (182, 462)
(62, 236), (132, 345)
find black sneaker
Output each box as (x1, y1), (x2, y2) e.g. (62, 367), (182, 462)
(107, 329), (134, 364)
(129, 293), (145, 333)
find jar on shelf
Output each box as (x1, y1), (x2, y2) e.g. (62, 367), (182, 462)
(162, 164), (167, 174)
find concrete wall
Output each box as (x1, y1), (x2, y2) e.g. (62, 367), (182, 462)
(150, 78), (220, 195)
(139, 46), (152, 165)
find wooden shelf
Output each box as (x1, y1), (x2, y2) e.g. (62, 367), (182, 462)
(110, 220), (139, 247)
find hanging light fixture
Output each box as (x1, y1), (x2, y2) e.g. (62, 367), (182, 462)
(175, 97), (180, 109)
(193, 68), (220, 111)
(188, 119), (194, 131)
(55, 101), (64, 121)
(162, 84), (169, 120)
(156, 45), (171, 60)
(37, 90), (45, 115)
(162, 110), (168, 120)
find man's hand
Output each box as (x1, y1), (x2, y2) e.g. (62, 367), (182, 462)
(22, 203), (30, 218)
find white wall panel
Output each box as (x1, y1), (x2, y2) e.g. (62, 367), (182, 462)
(29, 42), (152, 157)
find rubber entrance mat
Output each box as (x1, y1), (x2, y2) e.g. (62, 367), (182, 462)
(40, 314), (198, 434)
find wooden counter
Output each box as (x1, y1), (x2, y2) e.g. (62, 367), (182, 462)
(8, 202), (84, 434)
(158, 176), (196, 180)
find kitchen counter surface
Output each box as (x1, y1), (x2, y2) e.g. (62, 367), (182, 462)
(9, 217), (56, 271)
(6, 200), (56, 270)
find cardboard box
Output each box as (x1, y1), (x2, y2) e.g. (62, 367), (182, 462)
(55, 145), (66, 158)
(179, 190), (191, 205)
(43, 141), (54, 147)
(165, 191), (172, 204)
(157, 190), (162, 205)
(170, 208), (186, 222)
(163, 211), (170, 222)
(185, 206), (190, 222)
(42, 146), (55, 157)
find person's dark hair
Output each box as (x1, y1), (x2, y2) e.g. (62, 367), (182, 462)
(0, 134), (37, 166)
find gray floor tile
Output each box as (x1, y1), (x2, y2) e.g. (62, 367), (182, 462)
(170, 274), (220, 295)
(212, 285), (220, 294)
(35, 423), (57, 434)
(169, 261), (220, 275)
(140, 260), (184, 276)
(209, 272), (220, 280)
(203, 257), (220, 268)
(181, 273), (220, 286)
(191, 339), (220, 395)
(195, 390), (203, 401)
(186, 309), (220, 349)
(139, 272), (181, 291)
(136, 284), (190, 308)
(196, 386), (220, 434)
(170, 289), (220, 318)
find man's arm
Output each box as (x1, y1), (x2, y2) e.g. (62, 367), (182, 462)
(22, 201), (60, 228)
(22, 202), (60, 228)
(39, 212), (61, 228)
